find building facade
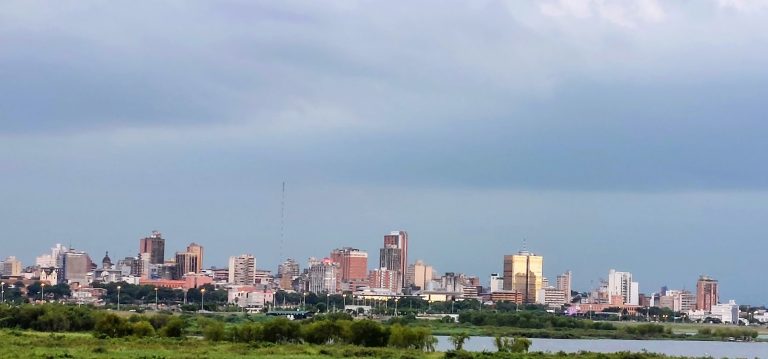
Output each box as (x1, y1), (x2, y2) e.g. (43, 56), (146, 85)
(383, 231), (408, 289)
(696, 275), (719, 311)
(308, 258), (339, 293)
(503, 250), (544, 303)
(139, 231), (165, 265)
(607, 269), (639, 305)
(228, 254), (256, 285)
(330, 247), (368, 284)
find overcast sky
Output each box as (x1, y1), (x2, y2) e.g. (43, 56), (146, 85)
(2, 0), (768, 304)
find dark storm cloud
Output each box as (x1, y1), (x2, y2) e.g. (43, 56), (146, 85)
(2, 0), (768, 303)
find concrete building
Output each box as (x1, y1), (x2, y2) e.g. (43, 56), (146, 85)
(408, 260), (434, 290)
(330, 247), (368, 284)
(278, 258), (300, 290)
(607, 269), (639, 305)
(556, 271), (572, 299)
(696, 275), (719, 312)
(308, 258), (338, 293)
(537, 287), (568, 308)
(175, 243), (204, 276)
(228, 254), (256, 285)
(368, 267), (400, 293)
(62, 249), (93, 286)
(659, 289), (694, 312)
(1, 256), (22, 276)
(228, 285), (274, 309)
(139, 231), (165, 265)
(503, 250), (543, 303)
(490, 273), (504, 293)
(383, 231), (408, 289)
(379, 246), (403, 292)
(711, 300), (739, 324)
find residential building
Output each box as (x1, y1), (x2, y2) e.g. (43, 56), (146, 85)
(537, 287), (568, 308)
(330, 247), (368, 283)
(556, 271), (572, 298)
(379, 246), (403, 292)
(368, 267), (400, 293)
(228, 254), (256, 285)
(607, 269), (639, 305)
(1, 256), (22, 276)
(408, 260), (434, 290)
(308, 258), (338, 293)
(383, 231), (408, 289)
(503, 250), (544, 303)
(696, 275), (719, 312)
(62, 249), (93, 286)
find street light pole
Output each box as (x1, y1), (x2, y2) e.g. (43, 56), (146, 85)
(155, 287), (159, 310)
(41, 283), (46, 302)
(1, 282), (5, 303)
(117, 286), (121, 311)
(201, 288), (206, 311)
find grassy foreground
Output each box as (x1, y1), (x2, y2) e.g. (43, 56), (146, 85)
(0, 329), (698, 359)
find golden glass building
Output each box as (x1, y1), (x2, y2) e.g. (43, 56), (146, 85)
(503, 250), (543, 303)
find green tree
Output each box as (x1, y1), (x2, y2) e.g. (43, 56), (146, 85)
(262, 318), (301, 343)
(449, 332), (470, 351)
(131, 321), (155, 338)
(94, 313), (129, 338)
(160, 317), (187, 338)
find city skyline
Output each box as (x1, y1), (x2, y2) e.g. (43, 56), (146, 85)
(2, 1), (768, 305)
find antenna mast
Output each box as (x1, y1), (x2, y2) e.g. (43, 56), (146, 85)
(280, 181), (286, 261)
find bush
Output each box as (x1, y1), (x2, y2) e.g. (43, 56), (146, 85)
(302, 319), (349, 344)
(202, 320), (226, 342)
(493, 336), (531, 353)
(94, 313), (130, 338)
(262, 318), (301, 343)
(160, 317), (187, 338)
(349, 320), (388, 347)
(131, 321), (156, 338)
(388, 324), (436, 351)
(230, 322), (263, 343)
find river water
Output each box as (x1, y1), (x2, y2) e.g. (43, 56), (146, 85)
(435, 336), (768, 358)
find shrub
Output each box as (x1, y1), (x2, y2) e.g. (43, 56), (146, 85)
(302, 319), (349, 344)
(262, 318), (301, 343)
(202, 320), (226, 342)
(131, 321), (156, 338)
(160, 317), (187, 338)
(94, 313), (130, 338)
(349, 320), (388, 347)
(230, 322), (263, 343)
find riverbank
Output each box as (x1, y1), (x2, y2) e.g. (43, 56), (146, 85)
(0, 330), (702, 359)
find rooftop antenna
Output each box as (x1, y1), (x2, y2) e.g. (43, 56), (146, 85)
(280, 181), (286, 261)
(521, 238), (528, 253)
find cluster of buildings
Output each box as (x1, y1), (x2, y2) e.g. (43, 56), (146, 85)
(0, 231), (746, 323)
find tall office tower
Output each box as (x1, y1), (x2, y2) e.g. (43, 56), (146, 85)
(308, 258), (339, 293)
(175, 244), (203, 276)
(186, 243), (204, 270)
(228, 254), (256, 285)
(330, 247), (368, 283)
(1, 256), (22, 276)
(502, 250), (544, 303)
(139, 231), (165, 265)
(62, 249), (93, 285)
(383, 231), (408, 288)
(607, 269), (639, 305)
(379, 245), (403, 292)
(696, 275), (719, 311)
(409, 260), (434, 290)
(556, 271), (572, 297)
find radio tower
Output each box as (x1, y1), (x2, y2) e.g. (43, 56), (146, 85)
(280, 181), (286, 261)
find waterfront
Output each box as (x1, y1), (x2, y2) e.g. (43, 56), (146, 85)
(436, 336), (768, 358)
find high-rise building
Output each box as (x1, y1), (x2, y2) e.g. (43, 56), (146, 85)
(696, 275), (719, 311)
(62, 249), (93, 285)
(410, 260), (434, 290)
(278, 258), (300, 290)
(308, 258), (339, 293)
(503, 250), (544, 303)
(330, 247), (368, 283)
(383, 231), (408, 289)
(187, 243), (204, 271)
(556, 271), (572, 297)
(139, 231), (165, 265)
(379, 246), (402, 292)
(1, 256), (22, 276)
(175, 243), (204, 276)
(228, 254), (256, 285)
(607, 269), (639, 305)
